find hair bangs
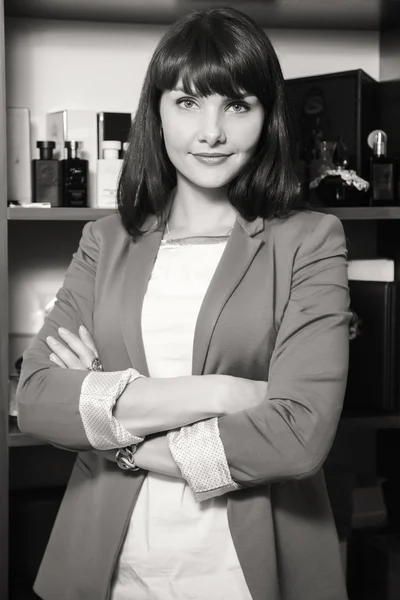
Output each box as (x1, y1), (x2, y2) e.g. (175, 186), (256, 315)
(153, 30), (263, 101)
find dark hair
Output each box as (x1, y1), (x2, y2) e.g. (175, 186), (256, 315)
(118, 7), (304, 241)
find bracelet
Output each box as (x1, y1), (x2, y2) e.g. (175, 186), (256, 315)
(115, 444), (140, 472)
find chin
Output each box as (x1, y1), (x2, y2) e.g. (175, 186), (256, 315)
(189, 172), (238, 188)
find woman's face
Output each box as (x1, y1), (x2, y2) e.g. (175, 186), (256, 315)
(159, 79), (265, 191)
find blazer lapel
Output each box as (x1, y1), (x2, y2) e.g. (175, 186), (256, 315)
(120, 207), (265, 379)
(120, 215), (163, 376)
(192, 215), (265, 376)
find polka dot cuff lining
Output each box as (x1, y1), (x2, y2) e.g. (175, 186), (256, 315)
(168, 417), (241, 503)
(79, 368), (145, 450)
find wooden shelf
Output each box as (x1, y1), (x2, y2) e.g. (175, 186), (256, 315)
(341, 412), (400, 429)
(3, 0), (379, 30)
(314, 206), (400, 220)
(8, 418), (47, 447)
(8, 206), (400, 222)
(8, 207), (116, 221)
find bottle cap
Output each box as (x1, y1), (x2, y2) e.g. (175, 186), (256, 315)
(102, 141), (122, 150)
(367, 130), (387, 156)
(65, 141), (82, 150)
(123, 142), (130, 152)
(36, 141), (56, 159)
(102, 140), (121, 159)
(37, 141), (56, 149)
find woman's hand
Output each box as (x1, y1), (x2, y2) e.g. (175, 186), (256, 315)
(46, 325), (99, 370)
(46, 326), (118, 462)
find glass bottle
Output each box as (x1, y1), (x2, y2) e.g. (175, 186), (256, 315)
(61, 141), (88, 207)
(32, 141), (61, 206)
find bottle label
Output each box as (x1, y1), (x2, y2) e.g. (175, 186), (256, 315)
(372, 163), (394, 201)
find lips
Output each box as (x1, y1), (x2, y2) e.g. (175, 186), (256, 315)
(192, 154), (230, 165)
(193, 153), (231, 157)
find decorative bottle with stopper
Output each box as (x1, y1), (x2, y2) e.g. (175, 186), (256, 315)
(367, 129), (397, 206)
(310, 136), (369, 206)
(61, 141), (88, 207)
(32, 141), (61, 206)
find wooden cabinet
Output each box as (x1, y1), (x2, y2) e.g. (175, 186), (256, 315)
(0, 2), (399, 599)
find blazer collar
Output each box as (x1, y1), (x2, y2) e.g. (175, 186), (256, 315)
(121, 206), (265, 376)
(142, 214), (265, 238)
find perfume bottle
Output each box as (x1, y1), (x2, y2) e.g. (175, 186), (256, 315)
(96, 141), (122, 208)
(368, 130), (396, 206)
(61, 141), (88, 207)
(32, 141), (61, 206)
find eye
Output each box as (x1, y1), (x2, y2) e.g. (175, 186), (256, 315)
(175, 98), (250, 113)
(227, 101), (250, 113)
(176, 98), (198, 110)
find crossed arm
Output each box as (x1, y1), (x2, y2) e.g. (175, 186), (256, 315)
(16, 214), (351, 501)
(46, 325), (267, 479)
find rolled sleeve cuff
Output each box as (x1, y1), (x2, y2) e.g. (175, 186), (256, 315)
(79, 368), (145, 450)
(167, 417), (241, 503)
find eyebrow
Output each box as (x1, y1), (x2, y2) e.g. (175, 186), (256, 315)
(171, 86), (251, 100)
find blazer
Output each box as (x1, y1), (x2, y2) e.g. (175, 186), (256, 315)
(16, 207), (351, 600)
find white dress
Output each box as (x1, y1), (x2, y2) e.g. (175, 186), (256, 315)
(111, 238), (253, 600)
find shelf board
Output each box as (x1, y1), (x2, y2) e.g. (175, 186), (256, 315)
(8, 206), (400, 222)
(8, 207), (116, 221)
(8, 418), (47, 447)
(341, 412), (400, 429)
(3, 0), (380, 30)
(314, 206), (400, 220)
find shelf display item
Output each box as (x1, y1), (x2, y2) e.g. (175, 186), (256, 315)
(6, 107), (32, 204)
(61, 141), (88, 207)
(96, 140), (123, 208)
(97, 112), (132, 159)
(310, 137), (370, 206)
(46, 110), (97, 207)
(368, 129), (398, 206)
(32, 141), (61, 207)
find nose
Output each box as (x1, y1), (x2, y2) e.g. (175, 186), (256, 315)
(197, 110), (227, 146)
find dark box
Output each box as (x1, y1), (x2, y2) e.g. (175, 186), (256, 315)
(349, 533), (400, 600)
(97, 112), (132, 158)
(285, 69), (380, 183)
(344, 280), (400, 414)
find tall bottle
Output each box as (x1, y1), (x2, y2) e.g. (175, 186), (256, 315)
(368, 130), (396, 206)
(32, 141), (61, 206)
(96, 140), (123, 208)
(61, 141), (88, 207)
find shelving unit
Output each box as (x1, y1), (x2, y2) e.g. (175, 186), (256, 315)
(7, 206), (116, 221)
(1, 2), (400, 600)
(3, 0), (380, 30)
(315, 206), (400, 220)
(6, 205), (400, 222)
(8, 418), (45, 447)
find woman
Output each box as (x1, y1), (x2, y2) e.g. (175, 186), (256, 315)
(16, 7), (351, 600)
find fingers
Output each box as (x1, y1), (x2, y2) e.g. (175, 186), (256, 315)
(57, 327), (95, 369)
(50, 353), (67, 368)
(78, 325), (99, 358)
(46, 325), (99, 371)
(46, 335), (84, 369)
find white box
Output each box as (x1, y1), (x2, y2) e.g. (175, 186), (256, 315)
(347, 259), (395, 282)
(46, 110), (97, 207)
(97, 158), (123, 208)
(6, 107), (32, 203)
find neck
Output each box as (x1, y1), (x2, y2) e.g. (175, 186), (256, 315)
(168, 182), (236, 237)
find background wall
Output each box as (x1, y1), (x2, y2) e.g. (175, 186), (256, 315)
(5, 19), (380, 154)
(5, 17), (381, 372)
